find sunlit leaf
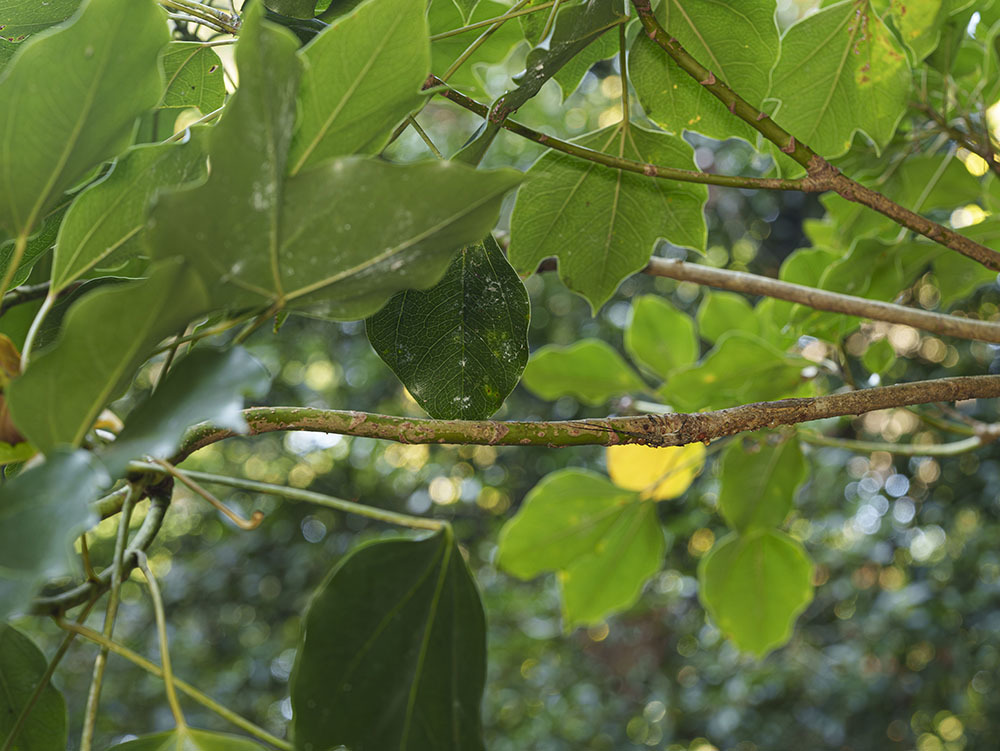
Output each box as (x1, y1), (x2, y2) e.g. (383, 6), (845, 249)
(291, 530), (486, 751)
(289, 0), (430, 172)
(606, 443), (706, 500)
(699, 529), (814, 656)
(888, 0), (946, 60)
(366, 235), (529, 419)
(0, 624), (68, 751)
(718, 435), (806, 532)
(769, 0), (911, 158)
(0, 449), (107, 621)
(106, 727), (268, 750)
(862, 337), (896, 374)
(696, 290), (758, 344)
(7, 260), (209, 453)
(100, 348), (270, 477)
(0, 203), (68, 290)
(0, 0), (168, 235)
(497, 469), (664, 628)
(159, 42), (226, 112)
(630, 0), (779, 141)
(509, 123), (707, 310)
(624, 294), (698, 379)
(521, 339), (646, 404)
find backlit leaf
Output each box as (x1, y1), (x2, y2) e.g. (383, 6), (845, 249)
(624, 295), (698, 379)
(521, 339), (646, 404)
(291, 530), (486, 751)
(106, 727), (268, 751)
(718, 435), (806, 532)
(606, 443), (706, 500)
(699, 529), (814, 656)
(696, 290), (758, 344)
(0, 624), (68, 751)
(366, 235), (529, 419)
(159, 42), (226, 112)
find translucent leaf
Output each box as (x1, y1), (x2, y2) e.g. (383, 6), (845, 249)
(521, 339), (646, 404)
(769, 0), (911, 158)
(699, 530), (814, 656)
(862, 338), (896, 374)
(606, 443), (706, 500)
(509, 124), (707, 310)
(159, 42), (226, 112)
(106, 727), (268, 750)
(696, 290), (758, 344)
(366, 236), (529, 419)
(291, 530), (486, 751)
(0, 624), (68, 751)
(718, 435), (806, 531)
(497, 469), (664, 628)
(624, 294), (698, 379)
(888, 0), (946, 61)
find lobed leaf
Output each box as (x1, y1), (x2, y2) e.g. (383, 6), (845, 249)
(521, 339), (646, 404)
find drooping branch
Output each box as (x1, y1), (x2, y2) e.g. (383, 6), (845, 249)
(173, 375), (1000, 458)
(629, 0), (1000, 272)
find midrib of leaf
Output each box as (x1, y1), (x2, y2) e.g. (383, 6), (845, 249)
(740, 443), (786, 525)
(568, 502), (651, 593)
(289, 11), (408, 176)
(400, 537), (453, 749)
(512, 497), (632, 553)
(284, 185), (511, 302)
(627, 129), (689, 244)
(668, 0), (728, 78)
(159, 45), (200, 106)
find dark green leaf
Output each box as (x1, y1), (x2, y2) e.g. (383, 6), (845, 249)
(0, 0), (168, 236)
(699, 529), (814, 656)
(509, 124), (707, 310)
(106, 727), (268, 750)
(0, 0), (81, 73)
(624, 294), (698, 379)
(0, 624), (67, 751)
(52, 134), (208, 294)
(497, 468), (664, 628)
(521, 339), (646, 404)
(159, 42), (226, 112)
(769, 0), (911, 158)
(288, 0), (430, 172)
(696, 291), (758, 344)
(7, 260), (209, 454)
(0, 450), (107, 621)
(264, 0), (318, 20)
(630, 0), (779, 141)
(718, 435), (807, 532)
(100, 348), (270, 477)
(291, 530), (486, 751)
(366, 236), (529, 419)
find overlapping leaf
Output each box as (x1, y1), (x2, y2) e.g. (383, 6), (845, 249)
(498, 469), (665, 628)
(366, 235), (529, 419)
(630, 0), (779, 141)
(0, 0), (167, 236)
(521, 339), (645, 404)
(606, 443), (706, 500)
(0, 624), (68, 750)
(159, 42), (226, 112)
(0, 204), (68, 290)
(0, 0), (81, 71)
(625, 294), (698, 379)
(699, 529), (814, 656)
(769, 0), (911, 158)
(509, 123), (707, 310)
(291, 530), (486, 751)
(148, 6), (521, 319)
(696, 291), (758, 344)
(718, 435), (806, 532)
(289, 0), (430, 172)
(0, 450), (107, 621)
(7, 260), (209, 453)
(107, 728), (267, 750)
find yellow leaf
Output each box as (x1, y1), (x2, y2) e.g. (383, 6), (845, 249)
(606, 443), (706, 500)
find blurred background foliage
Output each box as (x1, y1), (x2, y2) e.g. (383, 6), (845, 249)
(16, 1), (1000, 749)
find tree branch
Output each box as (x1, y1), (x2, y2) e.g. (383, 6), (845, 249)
(629, 0), (1000, 272)
(173, 375), (1000, 458)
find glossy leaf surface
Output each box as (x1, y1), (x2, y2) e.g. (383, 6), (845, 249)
(521, 339), (645, 404)
(0, 624), (67, 751)
(366, 235), (529, 419)
(718, 435), (807, 532)
(291, 530), (486, 751)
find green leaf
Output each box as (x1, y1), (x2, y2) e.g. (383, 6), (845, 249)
(931, 219), (1000, 306)
(509, 123), (707, 310)
(148, 6), (521, 318)
(624, 294), (698, 379)
(0, 624), (68, 751)
(521, 339), (646, 404)
(366, 236), (529, 419)
(696, 291), (758, 344)
(552, 24), (617, 100)
(0, 0), (168, 235)
(100, 348), (270, 477)
(0, 0), (81, 72)
(661, 332), (806, 411)
(497, 469), (664, 629)
(106, 727), (268, 750)
(0, 450), (107, 621)
(0, 203), (68, 290)
(769, 0), (911, 158)
(264, 0), (318, 20)
(699, 529), (814, 656)
(862, 337), (896, 374)
(159, 42), (226, 112)
(288, 0), (430, 173)
(452, 0), (480, 24)
(7, 260), (209, 454)
(291, 530), (486, 751)
(718, 435), (807, 532)
(888, 0), (946, 60)
(52, 134), (208, 294)
(630, 0), (779, 141)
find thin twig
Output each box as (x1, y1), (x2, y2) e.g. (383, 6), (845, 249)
(800, 431), (990, 456)
(153, 459), (264, 530)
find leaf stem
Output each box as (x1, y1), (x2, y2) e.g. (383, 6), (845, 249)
(19, 293), (55, 371)
(160, 0), (240, 34)
(54, 621), (292, 751)
(618, 21), (629, 130)
(799, 431), (989, 456)
(407, 115), (444, 158)
(152, 458), (264, 530)
(538, 0), (564, 42)
(428, 0), (556, 40)
(136, 553), (186, 729)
